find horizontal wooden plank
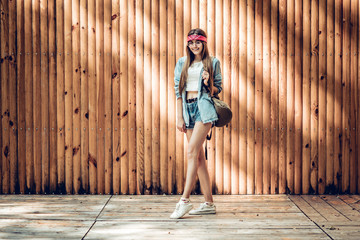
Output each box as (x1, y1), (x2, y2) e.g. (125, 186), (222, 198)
(0, 219), (92, 239)
(301, 195), (350, 222)
(0, 195), (110, 220)
(94, 220), (315, 228)
(319, 195), (360, 221)
(320, 224), (360, 240)
(289, 195), (328, 222)
(85, 234), (329, 240)
(0, 213), (99, 221)
(99, 206), (299, 214)
(338, 195), (360, 212)
(101, 202), (297, 207)
(108, 195), (292, 203)
(97, 212), (309, 221)
(0, 195), (110, 201)
(317, 221), (360, 226)
(85, 221), (328, 240)
(110, 195), (291, 200)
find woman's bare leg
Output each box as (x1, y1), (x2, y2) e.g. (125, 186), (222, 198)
(184, 129), (213, 202)
(182, 121), (211, 199)
(197, 147), (213, 202)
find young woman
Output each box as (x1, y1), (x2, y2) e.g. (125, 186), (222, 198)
(170, 28), (222, 219)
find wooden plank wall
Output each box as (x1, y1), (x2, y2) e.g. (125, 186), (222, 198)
(0, 0), (359, 194)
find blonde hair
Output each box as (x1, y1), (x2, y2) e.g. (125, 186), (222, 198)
(179, 28), (213, 95)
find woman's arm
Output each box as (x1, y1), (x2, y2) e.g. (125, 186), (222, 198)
(203, 74), (219, 96)
(211, 86), (219, 96)
(204, 58), (222, 96)
(213, 58), (223, 95)
(176, 97), (186, 132)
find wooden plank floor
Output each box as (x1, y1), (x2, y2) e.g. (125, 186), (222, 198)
(0, 195), (359, 239)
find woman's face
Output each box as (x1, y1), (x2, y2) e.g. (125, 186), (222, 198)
(187, 40), (203, 56)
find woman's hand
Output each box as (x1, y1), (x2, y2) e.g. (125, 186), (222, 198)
(176, 117), (187, 133)
(202, 70), (210, 86)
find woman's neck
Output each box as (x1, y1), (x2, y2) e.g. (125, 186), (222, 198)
(193, 55), (202, 62)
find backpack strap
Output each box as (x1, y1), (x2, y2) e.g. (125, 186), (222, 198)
(206, 128), (212, 141)
(205, 140), (208, 161)
(204, 128), (213, 161)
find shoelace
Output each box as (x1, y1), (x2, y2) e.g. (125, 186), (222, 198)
(201, 203), (207, 209)
(200, 203), (213, 209)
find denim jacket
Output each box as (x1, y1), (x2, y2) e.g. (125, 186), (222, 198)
(174, 56), (223, 127)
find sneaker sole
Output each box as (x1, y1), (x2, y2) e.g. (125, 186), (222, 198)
(189, 210), (216, 215)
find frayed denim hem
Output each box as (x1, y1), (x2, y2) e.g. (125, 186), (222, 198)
(202, 117), (218, 127)
(186, 118), (218, 129)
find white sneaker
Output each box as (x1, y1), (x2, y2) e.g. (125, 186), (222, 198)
(170, 201), (193, 219)
(189, 202), (216, 215)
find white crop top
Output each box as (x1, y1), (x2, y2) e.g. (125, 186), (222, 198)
(185, 61), (203, 92)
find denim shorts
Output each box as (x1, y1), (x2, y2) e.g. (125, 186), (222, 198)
(186, 99), (202, 129)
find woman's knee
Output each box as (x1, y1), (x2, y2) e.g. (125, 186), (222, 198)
(197, 153), (206, 168)
(187, 145), (199, 160)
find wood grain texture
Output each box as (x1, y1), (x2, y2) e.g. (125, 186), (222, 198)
(223, 0), (231, 195)
(17, 0), (26, 194)
(167, 0), (176, 195)
(25, 0), (34, 193)
(318, 0), (326, 194)
(246, 0), (255, 195)
(128, 0), (136, 195)
(159, 0), (168, 194)
(88, 0), (97, 194)
(48, 5), (56, 193)
(334, 0), (342, 193)
(278, 0), (287, 194)
(151, 0), (160, 194)
(80, 0), (89, 193)
(96, 0), (104, 194)
(72, 0), (81, 194)
(310, 0), (319, 195)
(294, 0), (303, 195)
(270, 0), (279, 194)
(231, 0), (239, 194)
(8, 0), (17, 194)
(112, 0), (120, 195)
(104, 0), (112, 194)
(342, 0), (350, 193)
(326, 0), (334, 194)
(64, 0), (73, 194)
(302, 0), (311, 195)
(1, 0), (9, 194)
(136, 0), (144, 194)
(255, 0), (263, 195)
(50, 2), (60, 193)
(286, 0), (295, 194)
(349, 0), (358, 194)
(144, 0), (152, 195)
(263, 0), (271, 195)
(40, 0), (49, 193)
(33, 0), (42, 194)
(120, 0), (128, 194)
(215, 0), (224, 194)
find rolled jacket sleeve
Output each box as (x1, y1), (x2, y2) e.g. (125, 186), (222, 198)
(213, 58), (223, 94)
(174, 57), (184, 99)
